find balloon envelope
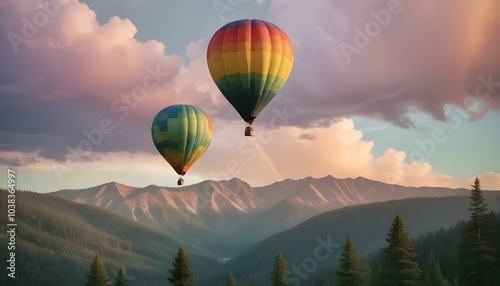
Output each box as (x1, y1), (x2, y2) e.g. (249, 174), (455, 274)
(207, 19), (294, 125)
(151, 105), (212, 177)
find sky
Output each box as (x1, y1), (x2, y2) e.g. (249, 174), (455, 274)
(0, 0), (499, 193)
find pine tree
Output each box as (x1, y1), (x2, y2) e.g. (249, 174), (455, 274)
(226, 273), (237, 286)
(270, 251), (289, 286)
(113, 267), (128, 286)
(85, 253), (110, 286)
(458, 178), (497, 286)
(361, 257), (372, 286)
(247, 277), (256, 286)
(378, 214), (422, 286)
(168, 247), (195, 286)
(321, 279), (331, 286)
(336, 235), (363, 286)
(371, 264), (383, 286)
(424, 250), (445, 286)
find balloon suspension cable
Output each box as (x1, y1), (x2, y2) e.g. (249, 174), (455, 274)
(244, 122), (254, 137)
(177, 175), (184, 186)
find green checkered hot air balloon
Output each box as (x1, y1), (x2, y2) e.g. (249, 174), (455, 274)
(151, 105), (212, 185)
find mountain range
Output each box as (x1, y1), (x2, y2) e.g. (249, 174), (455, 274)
(224, 193), (500, 285)
(3, 175), (499, 285)
(51, 175), (475, 256)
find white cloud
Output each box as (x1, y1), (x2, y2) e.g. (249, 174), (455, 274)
(3, 118), (497, 192)
(0, 150), (190, 193)
(193, 118), (463, 188)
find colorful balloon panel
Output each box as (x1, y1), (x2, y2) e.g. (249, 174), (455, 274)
(207, 19), (294, 124)
(151, 105), (212, 176)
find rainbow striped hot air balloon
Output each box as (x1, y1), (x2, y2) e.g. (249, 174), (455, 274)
(207, 19), (294, 136)
(151, 105), (212, 185)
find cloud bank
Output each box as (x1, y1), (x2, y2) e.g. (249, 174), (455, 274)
(0, 0), (498, 191)
(267, 0), (500, 128)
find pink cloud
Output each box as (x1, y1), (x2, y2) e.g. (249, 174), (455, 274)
(192, 118), (461, 188)
(0, 0), (497, 192)
(0, 118), (463, 190)
(266, 0), (500, 127)
(3, 0), (182, 104)
(0, 0), (218, 161)
(468, 173), (500, 191)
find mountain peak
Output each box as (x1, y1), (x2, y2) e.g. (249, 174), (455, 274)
(94, 181), (137, 191)
(108, 181), (129, 187)
(224, 177), (251, 188)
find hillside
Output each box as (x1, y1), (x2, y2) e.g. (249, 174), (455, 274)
(215, 192), (500, 285)
(0, 189), (220, 286)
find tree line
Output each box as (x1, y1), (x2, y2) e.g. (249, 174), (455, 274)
(84, 178), (498, 285)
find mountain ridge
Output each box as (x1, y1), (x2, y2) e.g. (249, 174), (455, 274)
(222, 193), (500, 284)
(51, 175), (484, 255)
